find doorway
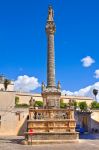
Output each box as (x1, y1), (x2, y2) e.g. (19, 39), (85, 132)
(82, 116), (88, 132)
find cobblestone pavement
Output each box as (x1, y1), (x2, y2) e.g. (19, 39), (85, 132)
(0, 135), (99, 150)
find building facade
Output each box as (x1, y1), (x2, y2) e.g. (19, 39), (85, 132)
(0, 75), (14, 91)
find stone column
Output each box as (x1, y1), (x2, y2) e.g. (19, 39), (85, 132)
(47, 33), (55, 87)
(46, 6), (56, 87)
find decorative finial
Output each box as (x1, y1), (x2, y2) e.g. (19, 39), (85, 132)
(41, 82), (46, 91)
(57, 81), (61, 90)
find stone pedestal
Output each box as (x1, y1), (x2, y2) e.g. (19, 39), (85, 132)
(42, 87), (61, 108)
(24, 108), (79, 144)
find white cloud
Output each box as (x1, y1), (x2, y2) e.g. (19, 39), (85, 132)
(62, 82), (99, 101)
(81, 56), (95, 67)
(14, 75), (40, 92)
(62, 90), (73, 96)
(94, 69), (99, 79)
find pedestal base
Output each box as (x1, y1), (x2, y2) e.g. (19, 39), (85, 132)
(42, 87), (61, 108)
(24, 132), (79, 145)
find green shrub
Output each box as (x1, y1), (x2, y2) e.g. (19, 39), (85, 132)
(78, 101), (88, 111)
(60, 102), (67, 108)
(15, 103), (29, 108)
(74, 101), (78, 109)
(35, 101), (43, 107)
(15, 97), (19, 105)
(91, 101), (99, 109)
(60, 99), (64, 103)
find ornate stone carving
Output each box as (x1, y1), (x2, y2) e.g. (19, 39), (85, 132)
(41, 82), (46, 91)
(29, 97), (35, 108)
(57, 81), (61, 90)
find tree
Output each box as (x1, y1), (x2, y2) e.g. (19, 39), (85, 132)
(4, 79), (11, 91)
(68, 100), (77, 109)
(93, 89), (98, 100)
(91, 101), (99, 109)
(60, 99), (64, 103)
(78, 101), (88, 111)
(74, 101), (78, 109)
(60, 101), (67, 108)
(35, 101), (43, 107)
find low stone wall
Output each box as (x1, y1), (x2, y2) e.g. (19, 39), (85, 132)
(24, 132), (79, 144)
(91, 110), (99, 132)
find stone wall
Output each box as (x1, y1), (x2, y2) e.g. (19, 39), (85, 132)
(15, 93), (43, 104)
(62, 95), (93, 106)
(75, 112), (91, 132)
(91, 110), (99, 131)
(27, 132), (79, 140)
(15, 93), (93, 106)
(0, 91), (28, 135)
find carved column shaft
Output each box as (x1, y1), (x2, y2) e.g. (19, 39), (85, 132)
(47, 33), (55, 87)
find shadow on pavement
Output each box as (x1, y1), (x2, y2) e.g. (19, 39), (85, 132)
(0, 137), (24, 145)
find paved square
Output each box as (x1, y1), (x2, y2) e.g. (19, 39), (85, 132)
(0, 135), (99, 150)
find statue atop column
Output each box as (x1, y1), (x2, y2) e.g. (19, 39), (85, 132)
(47, 6), (54, 21)
(46, 6), (56, 35)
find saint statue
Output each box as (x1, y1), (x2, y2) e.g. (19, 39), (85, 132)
(41, 82), (46, 91)
(29, 97), (35, 108)
(48, 6), (54, 21)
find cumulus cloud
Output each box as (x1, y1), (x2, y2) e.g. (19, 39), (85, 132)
(62, 82), (99, 101)
(62, 90), (73, 96)
(14, 75), (40, 92)
(81, 56), (95, 67)
(94, 69), (99, 79)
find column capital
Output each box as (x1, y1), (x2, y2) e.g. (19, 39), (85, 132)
(46, 22), (56, 34)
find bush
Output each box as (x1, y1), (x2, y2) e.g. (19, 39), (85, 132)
(15, 103), (29, 108)
(60, 99), (64, 103)
(15, 97), (19, 105)
(74, 101), (78, 109)
(35, 101), (43, 107)
(91, 101), (99, 109)
(78, 101), (88, 111)
(60, 102), (67, 108)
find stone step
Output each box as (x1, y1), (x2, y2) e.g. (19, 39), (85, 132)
(22, 139), (79, 145)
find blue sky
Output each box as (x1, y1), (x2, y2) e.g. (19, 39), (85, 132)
(0, 0), (99, 94)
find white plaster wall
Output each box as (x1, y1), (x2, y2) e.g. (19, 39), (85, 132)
(91, 110), (99, 130)
(15, 93), (43, 104)
(0, 91), (28, 135)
